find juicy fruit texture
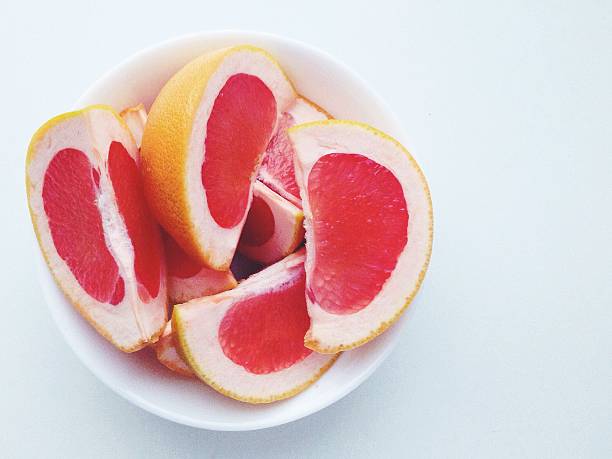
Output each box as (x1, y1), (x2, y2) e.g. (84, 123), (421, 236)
(154, 322), (194, 377)
(43, 148), (124, 305)
(164, 232), (237, 304)
(290, 120), (433, 353)
(307, 153), (408, 314)
(141, 45), (296, 271)
(259, 97), (330, 207)
(26, 106), (167, 352)
(173, 251), (338, 403)
(237, 181), (304, 265)
(203, 73), (277, 228)
(218, 266), (311, 374)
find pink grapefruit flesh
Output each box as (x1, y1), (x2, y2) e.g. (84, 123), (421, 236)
(307, 153), (408, 314)
(218, 267), (311, 374)
(203, 73), (277, 229)
(42, 148), (123, 305)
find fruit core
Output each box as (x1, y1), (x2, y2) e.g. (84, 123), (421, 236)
(202, 73), (277, 229)
(306, 153), (408, 314)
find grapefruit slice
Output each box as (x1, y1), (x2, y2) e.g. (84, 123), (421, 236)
(154, 322), (194, 377)
(141, 45), (296, 271)
(173, 250), (338, 403)
(164, 231), (237, 304)
(258, 97), (330, 207)
(289, 120), (433, 353)
(237, 181), (304, 265)
(26, 105), (167, 352)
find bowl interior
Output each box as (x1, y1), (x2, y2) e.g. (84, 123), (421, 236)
(38, 31), (418, 430)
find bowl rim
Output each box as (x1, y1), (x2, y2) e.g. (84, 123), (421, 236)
(37, 29), (413, 431)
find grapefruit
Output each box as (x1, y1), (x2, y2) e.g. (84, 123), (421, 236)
(119, 104), (147, 148)
(289, 120), (433, 353)
(237, 181), (304, 265)
(26, 105), (167, 352)
(258, 97), (329, 207)
(173, 250), (338, 403)
(141, 45), (296, 271)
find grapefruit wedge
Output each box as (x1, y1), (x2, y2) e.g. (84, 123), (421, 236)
(258, 97), (329, 207)
(289, 120), (433, 353)
(141, 45), (296, 271)
(237, 181), (304, 265)
(119, 104), (147, 148)
(173, 250), (338, 403)
(26, 105), (167, 352)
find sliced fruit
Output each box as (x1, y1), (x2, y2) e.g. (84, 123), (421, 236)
(289, 120), (433, 353)
(258, 97), (330, 207)
(237, 181), (304, 265)
(164, 231), (237, 304)
(119, 104), (147, 148)
(154, 322), (194, 377)
(230, 253), (265, 281)
(26, 105), (167, 352)
(141, 45), (296, 271)
(173, 250), (338, 403)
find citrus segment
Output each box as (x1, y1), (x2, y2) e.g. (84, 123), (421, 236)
(141, 45), (296, 270)
(203, 73), (277, 228)
(173, 251), (338, 403)
(218, 266), (311, 374)
(289, 120), (433, 353)
(26, 105), (167, 352)
(237, 181), (304, 265)
(259, 97), (329, 207)
(42, 148), (123, 304)
(154, 322), (194, 377)
(307, 153), (408, 314)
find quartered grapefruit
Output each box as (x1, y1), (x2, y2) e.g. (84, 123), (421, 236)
(258, 97), (329, 207)
(154, 322), (194, 377)
(141, 45), (296, 271)
(173, 250), (338, 403)
(26, 105), (167, 352)
(237, 181), (304, 265)
(289, 120), (433, 353)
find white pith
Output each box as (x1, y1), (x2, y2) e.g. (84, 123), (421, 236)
(258, 97), (329, 208)
(119, 104), (147, 148)
(168, 266), (237, 304)
(289, 121), (432, 350)
(175, 250), (337, 400)
(237, 181), (304, 265)
(186, 49), (296, 269)
(155, 322), (193, 376)
(27, 107), (167, 350)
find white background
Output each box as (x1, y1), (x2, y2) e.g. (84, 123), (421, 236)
(1, 1), (611, 458)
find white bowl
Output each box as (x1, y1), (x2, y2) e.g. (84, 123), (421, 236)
(35, 30), (420, 431)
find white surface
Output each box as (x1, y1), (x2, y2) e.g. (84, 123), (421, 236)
(2, 0), (611, 457)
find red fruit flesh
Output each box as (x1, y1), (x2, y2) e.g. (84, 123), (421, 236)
(307, 153), (408, 314)
(108, 141), (162, 300)
(259, 112), (301, 202)
(240, 195), (275, 246)
(203, 73), (277, 229)
(42, 148), (124, 305)
(163, 231), (202, 279)
(218, 266), (311, 374)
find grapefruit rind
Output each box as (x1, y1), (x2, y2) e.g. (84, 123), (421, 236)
(119, 104), (147, 148)
(141, 45), (296, 271)
(289, 120), (433, 354)
(173, 251), (339, 403)
(26, 105), (167, 352)
(237, 181), (304, 265)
